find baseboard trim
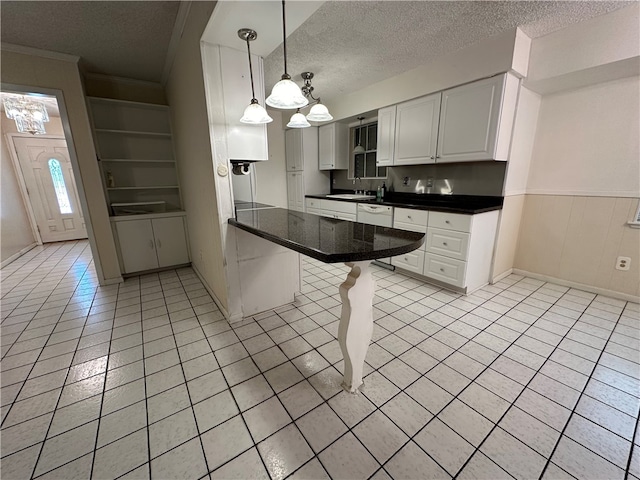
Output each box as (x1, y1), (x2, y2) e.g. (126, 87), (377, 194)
(491, 268), (514, 284)
(191, 264), (235, 322)
(512, 269), (640, 303)
(1, 243), (37, 268)
(101, 276), (124, 286)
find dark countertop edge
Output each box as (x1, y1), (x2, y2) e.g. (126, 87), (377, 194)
(305, 194), (503, 214)
(228, 219), (425, 264)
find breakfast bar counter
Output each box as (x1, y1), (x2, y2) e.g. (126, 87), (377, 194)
(229, 207), (425, 393)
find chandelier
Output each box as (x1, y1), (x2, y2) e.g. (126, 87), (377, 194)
(3, 95), (50, 135)
(286, 72), (333, 128)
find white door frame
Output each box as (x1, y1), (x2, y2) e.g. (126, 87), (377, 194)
(2, 83), (107, 284)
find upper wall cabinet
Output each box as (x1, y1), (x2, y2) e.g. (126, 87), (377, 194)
(319, 123), (348, 170)
(376, 73), (519, 167)
(437, 74), (518, 163)
(394, 93), (441, 165)
(376, 106), (396, 167)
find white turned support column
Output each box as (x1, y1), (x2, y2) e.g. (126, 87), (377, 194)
(338, 261), (375, 393)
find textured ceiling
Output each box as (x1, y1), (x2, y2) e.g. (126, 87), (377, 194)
(264, 1), (633, 102)
(0, 1), (180, 82)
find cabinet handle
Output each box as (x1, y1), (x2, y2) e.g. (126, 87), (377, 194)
(436, 155), (441, 159)
(445, 220), (450, 224)
(443, 242), (448, 246)
(430, 156), (435, 160)
(149, 240), (154, 250)
(407, 215), (412, 219)
(440, 268), (445, 272)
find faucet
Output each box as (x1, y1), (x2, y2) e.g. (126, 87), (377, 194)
(354, 177), (361, 194)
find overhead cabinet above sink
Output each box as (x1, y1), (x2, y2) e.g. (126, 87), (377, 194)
(376, 73), (519, 166)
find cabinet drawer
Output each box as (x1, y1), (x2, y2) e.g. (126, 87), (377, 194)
(321, 199), (357, 215)
(426, 228), (469, 260)
(428, 211), (472, 233)
(306, 207), (322, 215)
(306, 198), (322, 209)
(423, 253), (466, 287)
(391, 249), (425, 275)
(394, 208), (428, 230)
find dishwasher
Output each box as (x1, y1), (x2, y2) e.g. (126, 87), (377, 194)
(357, 204), (394, 268)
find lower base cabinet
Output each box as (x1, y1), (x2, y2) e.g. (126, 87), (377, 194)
(113, 214), (190, 274)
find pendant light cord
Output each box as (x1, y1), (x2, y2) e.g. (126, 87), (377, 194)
(245, 36), (256, 100)
(281, 0), (289, 77)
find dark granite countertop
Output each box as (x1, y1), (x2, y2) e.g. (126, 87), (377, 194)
(305, 192), (503, 214)
(229, 208), (425, 263)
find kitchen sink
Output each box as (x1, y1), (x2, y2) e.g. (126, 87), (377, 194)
(326, 194), (376, 200)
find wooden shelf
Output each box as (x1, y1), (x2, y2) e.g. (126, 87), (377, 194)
(100, 159), (176, 164)
(95, 129), (172, 137)
(107, 186), (179, 191)
(87, 96), (169, 110)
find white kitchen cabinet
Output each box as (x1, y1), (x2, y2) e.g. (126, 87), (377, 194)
(393, 93), (441, 165)
(113, 213), (190, 274)
(287, 172), (305, 212)
(391, 206), (499, 293)
(304, 198), (357, 221)
(152, 216), (190, 267)
(376, 106), (396, 167)
(319, 123), (349, 170)
(375, 73), (519, 167)
(285, 127), (329, 211)
(437, 73), (519, 163)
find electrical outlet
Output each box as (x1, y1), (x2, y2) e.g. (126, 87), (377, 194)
(426, 177), (434, 188)
(616, 256), (631, 271)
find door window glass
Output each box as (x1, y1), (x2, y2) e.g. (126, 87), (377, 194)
(47, 158), (72, 214)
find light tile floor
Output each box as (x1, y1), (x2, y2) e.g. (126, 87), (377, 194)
(1, 240), (639, 480)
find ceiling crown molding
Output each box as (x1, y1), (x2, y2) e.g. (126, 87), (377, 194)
(1, 43), (80, 63)
(83, 72), (163, 88)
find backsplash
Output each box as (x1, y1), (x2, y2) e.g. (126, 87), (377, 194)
(331, 161), (506, 196)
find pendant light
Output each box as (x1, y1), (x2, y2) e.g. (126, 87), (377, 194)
(353, 117), (366, 154)
(301, 72), (333, 122)
(287, 109), (311, 128)
(238, 29), (272, 124)
(266, 0), (308, 109)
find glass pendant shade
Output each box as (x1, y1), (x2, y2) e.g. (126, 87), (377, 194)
(306, 103), (333, 122)
(287, 112), (311, 128)
(240, 100), (273, 124)
(353, 144), (366, 154)
(266, 77), (309, 109)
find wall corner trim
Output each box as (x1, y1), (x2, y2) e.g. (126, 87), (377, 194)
(1, 43), (80, 63)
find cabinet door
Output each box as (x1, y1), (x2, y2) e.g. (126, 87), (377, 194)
(376, 106), (396, 166)
(318, 124), (334, 170)
(115, 219), (158, 273)
(436, 75), (505, 163)
(394, 93), (441, 165)
(285, 129), (303, 171)
(152, 216), (190, 268)
(287, 172), (304, 212)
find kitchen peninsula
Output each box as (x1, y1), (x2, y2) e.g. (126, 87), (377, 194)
(229, 207), (424, 393)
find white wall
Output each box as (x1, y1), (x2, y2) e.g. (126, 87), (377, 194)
(526, 76), (639, 197)
(1, 50), (121, 284)
(165, 2), (228, 311)
(0, 116), (40, 262)
(512, 76), (640, 299)
(526, 3), (640, 94)
(325, 28), (529, 122)
(255, 109), (287, 208)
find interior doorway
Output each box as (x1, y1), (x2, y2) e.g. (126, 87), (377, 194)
(2, 91), (88, 248)
(11, 136), (88, 242)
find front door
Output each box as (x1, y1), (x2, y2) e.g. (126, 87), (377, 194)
(13, 137), (87, 243)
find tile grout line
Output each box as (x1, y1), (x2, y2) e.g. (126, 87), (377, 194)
(537, 300), (628, 479)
